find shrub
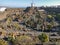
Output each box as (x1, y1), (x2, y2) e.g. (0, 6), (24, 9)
(0, 39), (8, 45)
(13, 35), (35, 45)
(38, 33), (49, 43)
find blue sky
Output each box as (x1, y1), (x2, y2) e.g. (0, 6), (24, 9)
(0, 0), (60, 7)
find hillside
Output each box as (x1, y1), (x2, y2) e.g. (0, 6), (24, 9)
(0, 7), (59, 31)
(0, 7), (60, 45)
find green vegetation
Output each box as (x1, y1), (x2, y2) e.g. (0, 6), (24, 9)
(13, 35), (35, 45)
(38, 33), (49, 42)
(0, 39), (8, 45)
(0, 7), (60, 45)
(13, 23), (21, 30)
(47, 24), (52, 30)
(6, 17), (12, 25)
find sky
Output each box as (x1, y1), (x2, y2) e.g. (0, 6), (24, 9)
(0, 0), (60, 7)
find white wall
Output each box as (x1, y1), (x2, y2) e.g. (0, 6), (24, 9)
(0, 7), (6, 12)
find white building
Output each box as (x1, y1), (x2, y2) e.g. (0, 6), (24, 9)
(38, 9), (45, 12)
(0, 7), (6, 12)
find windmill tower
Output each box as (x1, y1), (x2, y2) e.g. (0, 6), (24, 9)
(31, 0), (34, 7)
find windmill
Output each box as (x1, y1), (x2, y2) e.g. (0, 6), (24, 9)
(31, 0), (34, 7)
